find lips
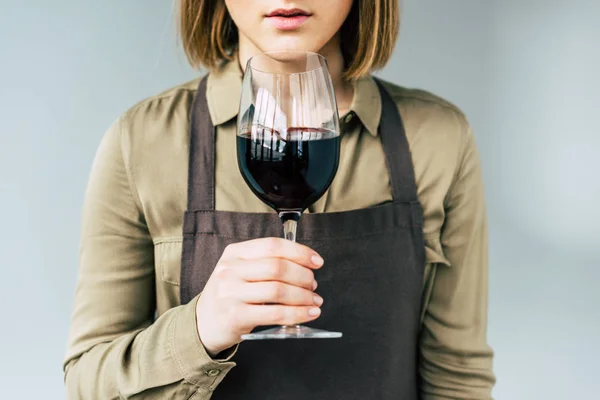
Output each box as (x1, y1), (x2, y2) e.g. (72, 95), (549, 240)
(266, 8), (311, 18)
(265, 8), (312, 30)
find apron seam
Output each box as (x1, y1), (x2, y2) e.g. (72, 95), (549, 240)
(182, 227), (422, 241)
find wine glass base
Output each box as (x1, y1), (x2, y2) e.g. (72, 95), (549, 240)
(241, 325), (343, 340)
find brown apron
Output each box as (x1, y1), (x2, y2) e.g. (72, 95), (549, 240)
(181, 76), (425, 399)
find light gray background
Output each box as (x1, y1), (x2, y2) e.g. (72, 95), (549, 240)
(1, 1), (598, 398)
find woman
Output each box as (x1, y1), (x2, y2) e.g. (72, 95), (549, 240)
(64, 0), (495, 398)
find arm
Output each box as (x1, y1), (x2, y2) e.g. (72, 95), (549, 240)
(63, 117), (235, 400)
(419, 122), (496, 399)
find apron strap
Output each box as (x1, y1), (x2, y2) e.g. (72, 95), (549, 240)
(186, 75), (215, 211)
(374, 78), (420, 204)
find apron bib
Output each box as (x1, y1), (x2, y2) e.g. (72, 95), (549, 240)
(181, 76), (425, 399)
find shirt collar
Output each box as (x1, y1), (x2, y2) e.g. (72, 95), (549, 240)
(206, 58), (382, 137)
(349, 76), (382, 137)
(206, 57), (243, 126)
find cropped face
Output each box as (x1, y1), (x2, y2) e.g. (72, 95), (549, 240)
(225, 0), (354, 56)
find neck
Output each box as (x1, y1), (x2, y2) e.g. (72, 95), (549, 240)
(237, 35), (354, 114)
(318, 36), (353, 113)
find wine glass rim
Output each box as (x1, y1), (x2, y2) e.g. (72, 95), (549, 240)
(247, 51), (327, 75)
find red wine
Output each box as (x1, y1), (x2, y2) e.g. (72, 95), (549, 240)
(237, 126), (340, 212)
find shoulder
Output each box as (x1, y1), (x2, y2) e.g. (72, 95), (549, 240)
(120, 76), (203, 126)
(109, 77), (205, 204)
(375, 78), (473, 154)
(378, 78), (469, 129)
(374, 78), (480, 207)
(114, 76), (204, 158)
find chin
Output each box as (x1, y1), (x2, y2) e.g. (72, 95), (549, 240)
(258, 36), (324, 54)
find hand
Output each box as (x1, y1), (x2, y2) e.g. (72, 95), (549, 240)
(195, 238), (325, 356)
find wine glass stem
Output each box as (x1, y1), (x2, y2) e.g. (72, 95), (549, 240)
(283, 219), (297, 242)
(279, 211), (301, 242)
(278, 211), (302, 331)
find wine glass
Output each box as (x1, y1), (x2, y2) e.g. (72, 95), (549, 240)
(236, 51), (342, 340)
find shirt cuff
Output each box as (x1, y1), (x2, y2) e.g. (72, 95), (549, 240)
(170, 294), (237, 390)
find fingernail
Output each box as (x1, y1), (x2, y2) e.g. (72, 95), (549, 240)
(313, 295), (323, 306)
(312, 255), (324, 267)
(312, 280), (318, 290)
(309, 307), (321, 317)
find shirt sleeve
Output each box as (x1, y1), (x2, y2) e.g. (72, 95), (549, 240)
(419, 120), (496, 399)
(63, 116), (236, 399)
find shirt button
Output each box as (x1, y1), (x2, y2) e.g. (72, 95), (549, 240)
(344, 113), (354, 124)
(206, 369), (221, 377)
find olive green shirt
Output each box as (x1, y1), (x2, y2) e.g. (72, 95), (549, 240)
(64, 59), (495, 399)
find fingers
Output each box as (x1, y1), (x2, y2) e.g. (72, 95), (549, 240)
(235, 258), (316, 290)
(241, 304), (322, 328)
(222, 238), (324, 270)
(238, 281), (323, 306)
